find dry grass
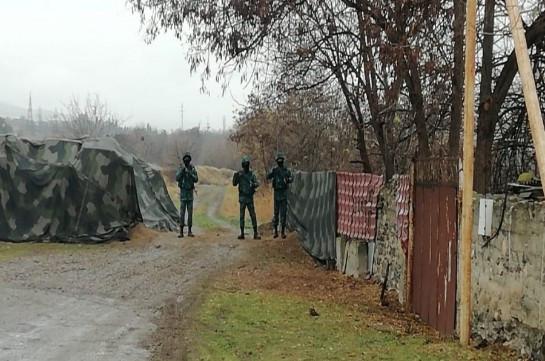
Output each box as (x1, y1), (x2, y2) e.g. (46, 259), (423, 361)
(163, 175), (180, 209)
(162, 165), (274, 225)
(163, 165), (233, 185)
(127, 224), (163, 245)
(196, 166), (233, 185)
(162, 165), (234, 208)
(219, 185), (273, 224)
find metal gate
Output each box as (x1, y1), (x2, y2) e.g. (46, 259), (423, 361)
(412, 158), (458, 335)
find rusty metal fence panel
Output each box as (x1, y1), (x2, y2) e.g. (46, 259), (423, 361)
(336, 172), (384, 241)
(412, 158), (458, 335)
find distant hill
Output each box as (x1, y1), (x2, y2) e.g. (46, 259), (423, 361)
(0, 102), (55, 120)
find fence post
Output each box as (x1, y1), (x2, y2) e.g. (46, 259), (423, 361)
(406, 162), (415, 311)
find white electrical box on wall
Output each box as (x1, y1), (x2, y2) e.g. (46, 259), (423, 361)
(478, 199), (494, 236)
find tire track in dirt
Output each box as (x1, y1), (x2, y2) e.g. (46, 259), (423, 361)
(148, 184), (244, 361)
(205, 185), (235, 230)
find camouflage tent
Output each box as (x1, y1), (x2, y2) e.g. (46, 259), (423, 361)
(0, 135), (179, 243)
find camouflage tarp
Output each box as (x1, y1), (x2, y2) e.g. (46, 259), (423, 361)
(0, 135), (178, 243)
(287, 171), (336, 261)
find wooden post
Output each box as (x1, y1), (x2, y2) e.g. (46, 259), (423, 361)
(505, 0), (545, 190)
(460, 0), (478, 346)
(406, 162), (415, 311)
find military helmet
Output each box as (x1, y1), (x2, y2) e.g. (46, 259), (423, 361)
(241, 155), (251, 164)
(183, 152), (191, 161)
(275, 151), (285, 161)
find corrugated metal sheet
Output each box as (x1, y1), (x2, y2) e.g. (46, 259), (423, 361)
(336, 172), (384, 241)
(287, 171), (337, 261)
(396, 175), (411, 256)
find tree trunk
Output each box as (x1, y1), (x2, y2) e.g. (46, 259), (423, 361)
(368, 113), (395, 179)
(356, 125), (373, 173)
(404, 58), (431, 158)
(335, 69), (373, 173)
(448, 0), (466, 157)
(474, 0), (495, 193)
(475, 8), (545, 193)
(357, 12), (394, 178)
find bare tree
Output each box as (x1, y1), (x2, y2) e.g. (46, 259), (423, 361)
(129, 0), (545, 187)
(60, 94), (122, 139)
(231, 90), (360, 177)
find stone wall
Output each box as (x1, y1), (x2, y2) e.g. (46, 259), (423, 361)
(334, 177), (407, 304)
(373, 178), (407, 303)
(470, 194), (545, 359)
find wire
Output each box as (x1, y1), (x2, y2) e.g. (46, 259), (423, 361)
(482, 190), (509, 248)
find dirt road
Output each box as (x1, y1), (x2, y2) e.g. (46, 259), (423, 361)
(0, 185), (245, 361)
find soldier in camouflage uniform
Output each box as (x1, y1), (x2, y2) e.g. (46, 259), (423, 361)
(233, 155), (261, 240)
(176, 152), (198, 238)
(267, 152), (294, 238)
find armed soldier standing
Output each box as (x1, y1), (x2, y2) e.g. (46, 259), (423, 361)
(176, 152), (198, 238)
(233, 155), (261, 240)
(267, 152), (293, 238)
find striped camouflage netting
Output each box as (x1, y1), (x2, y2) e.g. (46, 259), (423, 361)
(0, 135), (179, 243)
(287, 171), (336, 261)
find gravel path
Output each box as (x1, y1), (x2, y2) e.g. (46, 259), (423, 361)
(0, 185), (245, 361)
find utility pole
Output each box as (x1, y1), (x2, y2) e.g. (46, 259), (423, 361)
(505, 0), (545, 196)
(27, 93), (33, 122)
(222, 116), (226, 132)
(460, 0), (477, 346)
(27, 92), (34, 135)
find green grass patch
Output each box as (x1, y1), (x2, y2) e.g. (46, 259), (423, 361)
(216, 214), (255, 229)
(193, 211), (222, 230)
(190, 186), (223, 230)
(0, 242), (101, 261)
(191, 290), (507, 361)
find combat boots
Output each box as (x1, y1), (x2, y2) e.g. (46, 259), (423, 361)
(187, 227), (194, 237)
(238, 227), (245, 240)
(178, 226), (184, 238)
(273, 226), (279, 239)
(253, 227), (261, 240)
(281, 225), (287, 239)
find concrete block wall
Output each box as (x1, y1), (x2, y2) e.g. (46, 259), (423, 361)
(336, 237), (369, 277)
(470, 194), (545, 359)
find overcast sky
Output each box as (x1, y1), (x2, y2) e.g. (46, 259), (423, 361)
(0, 0), (250, 131)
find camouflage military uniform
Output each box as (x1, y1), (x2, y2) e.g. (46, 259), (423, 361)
(176, 152), (198, 237)
(233, 155), (261, 240)
(266, 152), (293, 238)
